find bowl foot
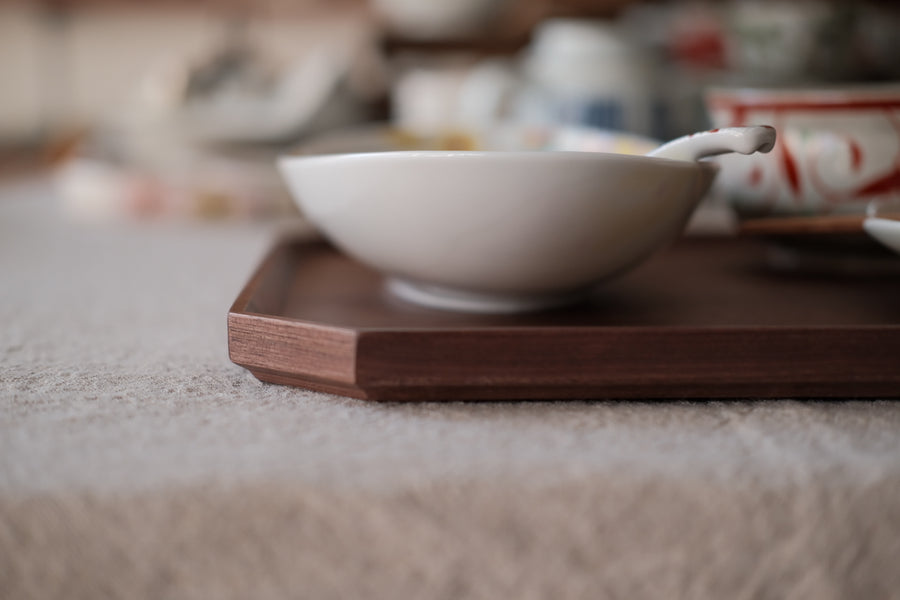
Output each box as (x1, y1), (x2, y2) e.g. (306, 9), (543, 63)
(387, 278), (589, 314)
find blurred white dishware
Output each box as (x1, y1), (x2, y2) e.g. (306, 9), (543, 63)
(278, 124), (773, 313)
(138, 21), (380, 145)
(864, 200), (900, 256)
(392, 63), (484, 133)
(455, 19), (659, 137)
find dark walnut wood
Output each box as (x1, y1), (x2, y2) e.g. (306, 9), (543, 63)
(228, 237), (900, 400)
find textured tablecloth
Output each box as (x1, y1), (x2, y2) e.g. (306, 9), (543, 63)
(2, 177), (900, 599)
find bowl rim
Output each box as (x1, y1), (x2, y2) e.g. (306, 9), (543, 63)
(706, 82), (900, 110)
(281, 121), (665, 158)
(278, 149), (719, 171)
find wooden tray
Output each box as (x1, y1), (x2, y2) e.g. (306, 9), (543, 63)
(228, 237), (900, 400)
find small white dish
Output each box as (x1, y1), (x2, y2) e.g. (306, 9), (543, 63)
(863, 218), (900, 255)
(280, 124), (774, 313)
(864, 200), (900, 255)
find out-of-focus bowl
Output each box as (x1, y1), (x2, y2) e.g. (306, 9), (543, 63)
(278, 124), (717, 313)
(706, 84), (900, 220)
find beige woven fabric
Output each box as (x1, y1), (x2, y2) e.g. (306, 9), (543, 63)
(2, 179), (900, 599)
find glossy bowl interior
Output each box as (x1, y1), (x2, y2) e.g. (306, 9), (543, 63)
(279, 124), (718, 313)
(706, 83), (900, 220)
(293, 124), (661, 155)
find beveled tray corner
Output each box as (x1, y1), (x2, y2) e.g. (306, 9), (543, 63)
(228, 237), (900, 401)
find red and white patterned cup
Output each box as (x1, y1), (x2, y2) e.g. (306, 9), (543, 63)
(705, 84), (900, 219)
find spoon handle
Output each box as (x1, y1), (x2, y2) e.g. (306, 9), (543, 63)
(647, 126), (777, 162)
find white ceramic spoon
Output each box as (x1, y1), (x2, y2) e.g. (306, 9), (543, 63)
(647, 126), (777, 162)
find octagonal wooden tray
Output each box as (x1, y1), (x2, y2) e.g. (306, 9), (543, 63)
(228, 237), (900, 400)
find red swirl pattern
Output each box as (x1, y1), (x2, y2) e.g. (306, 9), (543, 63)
(710, 94), (900, 214)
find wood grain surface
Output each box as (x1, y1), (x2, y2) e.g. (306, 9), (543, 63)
(228, 237), (900, 400)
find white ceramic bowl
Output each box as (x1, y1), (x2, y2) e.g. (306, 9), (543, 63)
(706, 84), (900, 219)
(279, 125), (718, 313)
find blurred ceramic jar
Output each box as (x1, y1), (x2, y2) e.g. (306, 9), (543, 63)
(447, 19), (662, 137)
(391, 19), (662, 138)
(392, 61), (477, 132)
(514, 19), (660, 136)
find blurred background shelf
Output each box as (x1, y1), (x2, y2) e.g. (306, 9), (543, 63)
(2, 0), (897, 222)
(4, 0), (896, 145)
